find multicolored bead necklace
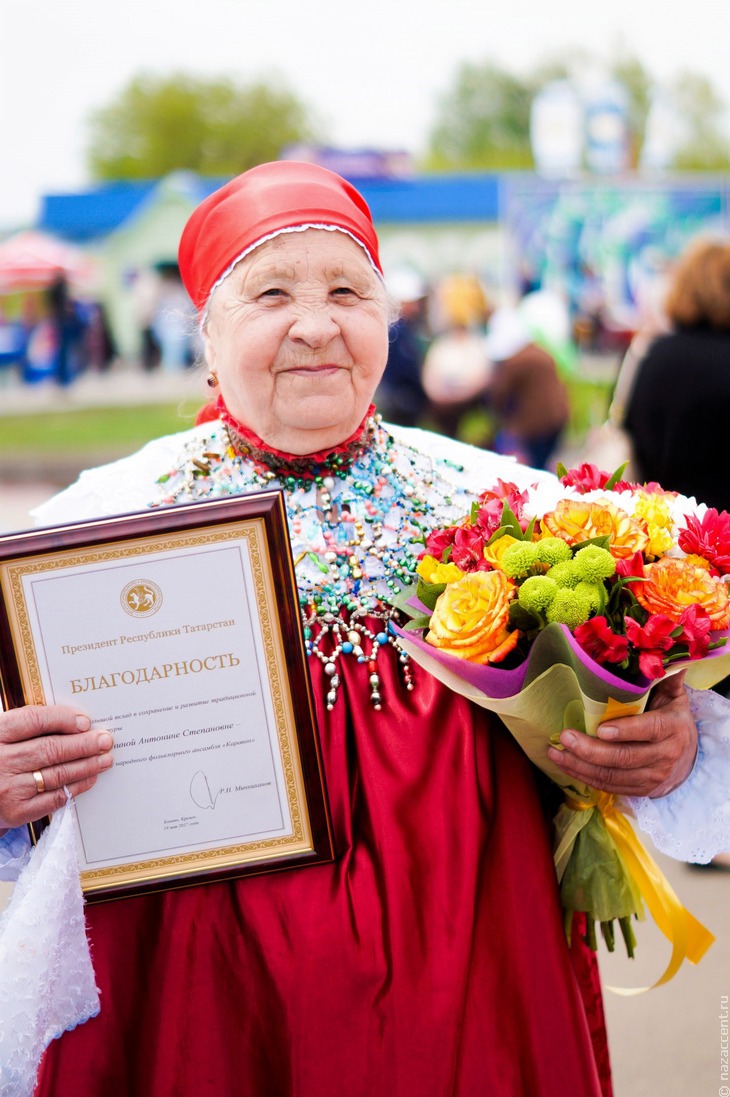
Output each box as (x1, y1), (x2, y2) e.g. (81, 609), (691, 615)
(153, 415), (471, 709)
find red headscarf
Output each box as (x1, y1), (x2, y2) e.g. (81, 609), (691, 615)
(178, 161), (382, 311)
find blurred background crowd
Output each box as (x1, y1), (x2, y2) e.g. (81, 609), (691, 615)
(4, 34), (730, 494)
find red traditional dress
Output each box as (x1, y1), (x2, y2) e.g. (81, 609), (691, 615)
(35, 415), (611, 1097)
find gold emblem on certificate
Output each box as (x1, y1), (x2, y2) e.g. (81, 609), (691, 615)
(120, 579), (163, 617)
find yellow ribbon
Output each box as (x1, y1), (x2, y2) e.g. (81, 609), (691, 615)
(559, 694), (715, 992)
(596, 792), (715, 993)
(562, 790), (715, 994)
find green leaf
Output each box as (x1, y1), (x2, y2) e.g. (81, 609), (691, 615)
(442, 545), (454, 564)
(508, 602), (541, 631)
(556, 462), (569, 479)
(571, 535), (611, 555)
(403, 615), (433, 631)
(500, 501), (524, 539)
(416, 577), (447, 612)
(486, 524), (509, 546)
(605, 463), (629, 490)
(470, 500), (479, 524)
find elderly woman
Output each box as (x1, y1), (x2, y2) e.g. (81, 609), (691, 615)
(1, 163), (728, 1097)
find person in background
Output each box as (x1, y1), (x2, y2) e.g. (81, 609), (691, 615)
(483, 302), (570, 470)
(421, 273), (493, 439)
(46, 274), (87, 386)
(375, 267), (429, 426)
(624, 238), (730, 512)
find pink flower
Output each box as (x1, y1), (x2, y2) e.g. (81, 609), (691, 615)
(559, 463), (611, 493)
(678, 509), (730, 576)
(475, 480), (530, 535)
(574, 617), (630, 664)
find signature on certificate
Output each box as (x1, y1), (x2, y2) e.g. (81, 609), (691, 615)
(189, 770), (230, 810)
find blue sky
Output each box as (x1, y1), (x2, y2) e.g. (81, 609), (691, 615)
(2, 0), (728, 227)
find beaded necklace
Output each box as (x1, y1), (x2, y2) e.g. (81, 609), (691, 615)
(153, 416), (472, 709)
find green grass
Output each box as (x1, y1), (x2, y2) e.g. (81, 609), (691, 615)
(0, 402), (202, 456)
(0, 378), (614, 462)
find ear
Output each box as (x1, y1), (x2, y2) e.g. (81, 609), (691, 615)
(201, 324), (216, 372)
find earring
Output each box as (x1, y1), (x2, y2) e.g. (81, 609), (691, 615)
(207, 372), (219, 389)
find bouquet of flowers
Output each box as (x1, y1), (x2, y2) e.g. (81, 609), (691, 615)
(395, 462), (730, 981)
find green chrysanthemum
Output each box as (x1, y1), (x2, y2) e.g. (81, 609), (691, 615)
(573, 544), (616, 582)
(545, 586), (594, 628)
(518, 575), (558, 613)
(535, 537), (572, 567)
(500, 541), (542, 579)
(546, 561), (581, 589)
(575, 579), (603, 614)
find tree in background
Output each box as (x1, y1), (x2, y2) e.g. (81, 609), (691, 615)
(87, 73), (321, 180)
(425, 61), (534, 171)
(671, 72), (730, 170)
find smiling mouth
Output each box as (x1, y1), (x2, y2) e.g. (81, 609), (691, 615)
(285, 363), (343, 375)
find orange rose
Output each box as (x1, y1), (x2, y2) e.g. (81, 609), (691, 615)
(541, 499), (649, 560)
(634, 557), (730, 628)
(426, 570), (519, 664)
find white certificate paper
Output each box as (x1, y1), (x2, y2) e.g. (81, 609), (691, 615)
(0, 499), (332, 898)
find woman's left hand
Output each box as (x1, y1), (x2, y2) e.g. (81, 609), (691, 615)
(546, 671), (698, 798)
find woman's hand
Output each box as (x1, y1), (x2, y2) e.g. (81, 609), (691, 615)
(546, 671), (697, 798)
(0, 705), (113, 832)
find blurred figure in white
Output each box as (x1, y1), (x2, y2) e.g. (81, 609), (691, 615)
(149, 263), (197, 372)
(483, 300), (569, 469)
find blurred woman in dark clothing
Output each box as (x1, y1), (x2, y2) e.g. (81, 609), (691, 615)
(624, 239), (730, 511)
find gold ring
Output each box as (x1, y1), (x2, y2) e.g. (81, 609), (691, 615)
(32, 770), (46, 795)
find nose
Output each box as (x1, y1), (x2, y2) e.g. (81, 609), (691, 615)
(288, 303), (340, 348)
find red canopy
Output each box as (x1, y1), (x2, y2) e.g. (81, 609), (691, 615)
(0, 231), (96, 292)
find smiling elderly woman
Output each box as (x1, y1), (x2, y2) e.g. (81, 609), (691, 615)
(1, 162), (729, 1097)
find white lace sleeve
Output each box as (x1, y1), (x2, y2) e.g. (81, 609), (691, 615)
(0, 799), (99, 1097)
(624, 686), (730, 862)
(0, 827), (31, 882)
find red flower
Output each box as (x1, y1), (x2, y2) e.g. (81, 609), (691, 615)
(625, 614), (677, 680)
(625, 614), (676, 651)
(423, 525), (458, 561)
(615, 551), (646, 579)
(678, 509), (730, 576)
(450, 526), (492, 572)
(574, 617), (630, 664)
(677, 603), (713, 658)
(635, 649), (667, 679)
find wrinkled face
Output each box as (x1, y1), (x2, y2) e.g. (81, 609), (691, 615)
(204, 228), (389, 454)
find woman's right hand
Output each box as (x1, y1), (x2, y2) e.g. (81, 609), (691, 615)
(0, 705), (113, 832)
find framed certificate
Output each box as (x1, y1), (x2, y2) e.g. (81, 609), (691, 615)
(0, 493), (333, 901)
